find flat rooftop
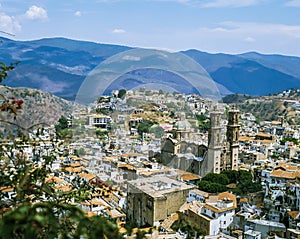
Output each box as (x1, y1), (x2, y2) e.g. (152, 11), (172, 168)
(127, 176), (195, 198)
(247, 219), (285, 228)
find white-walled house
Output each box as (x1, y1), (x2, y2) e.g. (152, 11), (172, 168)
(201, 198), (236, 235)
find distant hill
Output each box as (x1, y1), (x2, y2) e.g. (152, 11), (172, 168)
(225, 89), (300, 125)
(0, 37), (130, 100)
(0, 86), (80, 133)
(1, 37), (300, 100)
(183, 49), (300, 96)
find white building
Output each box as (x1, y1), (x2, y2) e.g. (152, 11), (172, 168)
(88, 114), (111, 129)
(201, 198), (236, 235)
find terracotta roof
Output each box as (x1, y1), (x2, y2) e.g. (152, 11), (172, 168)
(0, 186), (14, 193)
(45, 176), (66, 184)
(180, 173), (201, 181)
(178, 202), (190, 212)
(170, 213), (179, 221)
(270, 169), (296, 179)
(203, 203), (236, 214)
(78, 173), (97, 181)
(110, 193), (120, 203)
(139, 168), (171, 176)
(189, 189), (210, 198)
(283, 131), (294, 135)
(64, 166), (84, 173)
(258, 139), (275, 144)
(106, 208), (126, 219)
(121, 153), (143, 157)
(239, 136), (254, 141)
(85, 211), (97, 217)
(117, 163), (136, 171)
(55, 185), (72, 192)
(90, 198), (111, 208)
(69, 163), (81, 167)
(240, 198), (249, 203)
(256, 132), (272, 138)
(276, 163), (298, 172)
(227, 183), (237, 189)
(288, 211), (300, 220)
(68, 155), (81, 160)
(218, 192), (237, 207)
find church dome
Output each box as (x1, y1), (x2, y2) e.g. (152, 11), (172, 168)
(174, 120), (191, 130)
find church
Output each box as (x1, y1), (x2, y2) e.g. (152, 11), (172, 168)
(160, 105), (240, 177)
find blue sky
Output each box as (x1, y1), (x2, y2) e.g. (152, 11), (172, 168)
(1, 0), (300, 56)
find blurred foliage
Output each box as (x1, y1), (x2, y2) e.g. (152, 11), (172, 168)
(0, 61), (126, 238)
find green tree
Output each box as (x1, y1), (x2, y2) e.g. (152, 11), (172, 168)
(197, 170), (261, 195)
(137, 120), (154, 136)
(202, 172), (230, 185)
(196, 114), (210, 132)
(149, 125), (165, 138)
(0, 62), (18, 83)
(221, 170), (239, 184)
(117, 89), (126, 99)
(55, 116), (69, 132)
(172, 220), (205, 238)
(95, 129), (108, 139)
(197, 180), (227, 193)
(280, 137), (298, 145)
(74, 148), (86, 157)
(238, 170), (253, 183)
(55, 116), (73, 140)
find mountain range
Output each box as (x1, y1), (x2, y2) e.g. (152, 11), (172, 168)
(1, 37), (300, 101)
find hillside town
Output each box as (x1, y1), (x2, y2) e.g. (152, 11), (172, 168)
(1, 88), (300, 239)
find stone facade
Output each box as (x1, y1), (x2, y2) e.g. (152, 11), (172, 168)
(126, 176), (195, 227)
(161, 105), (240, 176)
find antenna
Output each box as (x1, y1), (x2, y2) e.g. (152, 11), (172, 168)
(0, 30), (15, 37)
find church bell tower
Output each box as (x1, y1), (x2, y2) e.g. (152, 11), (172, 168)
(207, 106), (222, 174)
(226, 105), (239, 170)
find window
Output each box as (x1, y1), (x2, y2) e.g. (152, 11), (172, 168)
(146, 197), (153, 209)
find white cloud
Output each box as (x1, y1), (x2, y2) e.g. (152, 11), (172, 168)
(244, 37), (255, 42)
(188, 21), (300, 54)
(198, 0), (263, 8)
(112, 28), (126, 34)
(25, 5), (48, 20)
(74, 11), (82, 17)
(286, 0), (300, 7)
(217, 21), (300, 38)
(0, 13), (21, 34)
(153, 0), (265, 7)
